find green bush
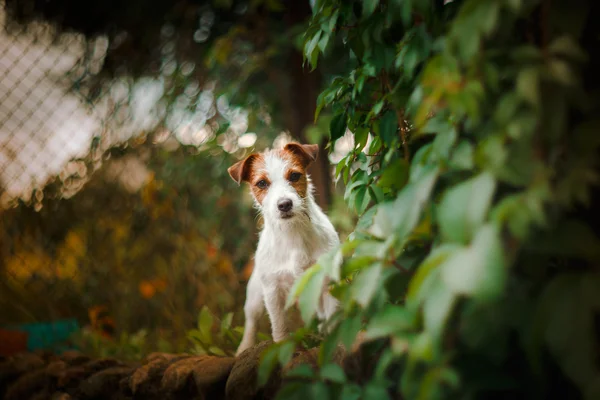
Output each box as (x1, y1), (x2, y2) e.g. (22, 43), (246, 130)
(262, 1), (600, 399)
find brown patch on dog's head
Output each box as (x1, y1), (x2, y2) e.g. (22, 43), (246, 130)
(228, 152), (269, 204)
(278, 143), (318, 199)
(282, 143), (318, 168)
(228, 153), (259, 185)
(227, 143), (319, 204)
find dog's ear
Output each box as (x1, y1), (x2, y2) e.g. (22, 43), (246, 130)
(284, 143), (319, 167)
(228, 154), (257, 185)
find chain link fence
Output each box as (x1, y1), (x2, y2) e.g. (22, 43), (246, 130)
(0, 4), (264, 355)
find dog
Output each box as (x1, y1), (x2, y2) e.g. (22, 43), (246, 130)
(228, 142), (339, 356)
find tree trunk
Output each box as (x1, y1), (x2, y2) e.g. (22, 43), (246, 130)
(282, 0), (332, 210)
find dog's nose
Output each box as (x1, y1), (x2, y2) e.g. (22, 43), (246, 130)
(277, 198), (293, 212)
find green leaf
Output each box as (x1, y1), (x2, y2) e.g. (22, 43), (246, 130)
(351, 263), (383, 307)
(370, 166), (438, 240)
(407, 245), (459, 306)
(278, 341), (296, 366)
(330, 113), (347, 142)
(208, 346), (226, 356)
(548, 58), (576, 86)
(363, 383), (391, 400)
(338, 315), (362, 350)
(286, 364), (315, 379)
(320, 363), (347, 383)
(340, 383), (362, 400)
(362, 0), (380, 18)
(365, 304), (416, 339)
(258, 345), (280, 386)
(310, 382), (330, 398)
(274, 382), (312, 400)
(423, 276), (456, 340)
(440, 224), (507, 301)
(304, 31), (322, 69)
(516, 67), (540, 107)
(220, 312), (233, 332)
(379, 110), (398, 145)
(449, 141), (474, 170)
(412, 331), (434, 362)
(354, 185), (372, 215)
(431, 128), (458, 161)
(548, 35), (587, 61)
(287, 264), (322, 308)
(198, 306), (214, 341)
(377, 158), (409, 191)
(437, 172), (496, 244)
(355, 206), (378, 232)
(318, 31), (331, 53)
(372, 100), (385, 116)
(297, 267), (327, 322)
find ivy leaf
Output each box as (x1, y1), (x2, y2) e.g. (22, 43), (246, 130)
(437, 172), (496, 244)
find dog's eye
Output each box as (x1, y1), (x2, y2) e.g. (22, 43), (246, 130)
(289, 172), (302, 182)
(256, 180), (269, 189)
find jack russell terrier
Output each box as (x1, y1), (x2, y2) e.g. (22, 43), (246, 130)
(228, 142), (339, 356)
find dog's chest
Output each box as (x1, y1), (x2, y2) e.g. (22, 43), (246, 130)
(255, 230), (322, 275)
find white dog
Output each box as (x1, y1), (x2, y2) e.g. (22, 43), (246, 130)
(228, 142), (339, 356)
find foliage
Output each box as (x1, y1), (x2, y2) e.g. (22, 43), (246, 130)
(187, 306), (271, 357)
(0, 139), (258, 346)
(261, 0), (600, 399)
(71, 328), (175, 361)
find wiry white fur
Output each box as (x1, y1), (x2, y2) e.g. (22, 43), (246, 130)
(235, 151), (339, 356)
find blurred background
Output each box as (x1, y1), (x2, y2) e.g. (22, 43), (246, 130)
(0, 0), (355, 359)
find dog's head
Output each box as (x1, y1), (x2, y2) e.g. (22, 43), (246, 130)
(227, 142), (318, 222)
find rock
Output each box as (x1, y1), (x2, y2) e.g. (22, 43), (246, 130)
(76, 366), (135, 400)
(192, 356), (236, 398)
(3, 360), (67, 400)
(0, 353), (45, 396)
(129, 353), (189, 398)
(59, 351), (91, 366)
(226, 341), (280, 400)
(160, 356), (210, 394)
(159, 355), (235, 400)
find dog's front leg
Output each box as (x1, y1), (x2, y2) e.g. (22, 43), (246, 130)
(263, 285), (289, 342)
(236, 273), (265, 356)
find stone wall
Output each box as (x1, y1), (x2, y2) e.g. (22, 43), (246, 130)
(0, 341), (369, 400)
